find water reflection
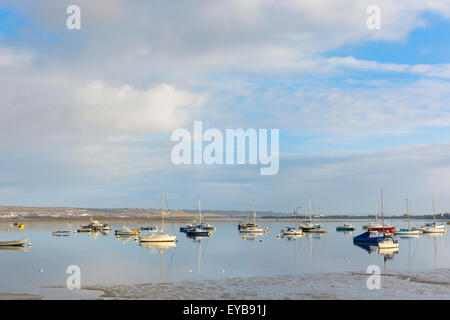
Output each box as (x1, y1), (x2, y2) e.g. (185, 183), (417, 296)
(0, 246), (29, 252)
(353, 243), (399, 259)
(115, 235), (137, 244)
(140, 242), (177, 282)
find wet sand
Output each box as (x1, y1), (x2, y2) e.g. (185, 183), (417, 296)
(83, 268), (450, 300)
(0, 293), (43, 300)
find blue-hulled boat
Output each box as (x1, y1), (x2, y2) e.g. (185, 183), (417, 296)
(353, 231), (386, 244)
(186, 228), (211, 237)
(180, 224), (195, 232)
(52, 230), (73, 236)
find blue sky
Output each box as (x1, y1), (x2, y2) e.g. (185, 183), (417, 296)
(1, 1), (450, 214)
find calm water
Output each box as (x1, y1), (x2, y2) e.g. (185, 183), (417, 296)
(0, 220), (448, 298)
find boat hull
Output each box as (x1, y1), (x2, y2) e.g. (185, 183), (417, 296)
(368, 226), (395, 233)
(239, 228), (264, 233)
(0, 239), (28, 247)
(140, 234), (176, 242)
(353, 231), (385, 244)
(281, 230), (303, 236)
(336, 227), (356, 231)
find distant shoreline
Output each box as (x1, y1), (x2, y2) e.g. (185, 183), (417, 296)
(0, 205), (448, 222)
(0, 216), (447, 223)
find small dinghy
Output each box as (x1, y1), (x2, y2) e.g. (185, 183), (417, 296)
(52, 230), (73, 236)
(186, 227), (211, 237)
(336, 224), (356, 231)
(141, 226), (158, 231)
(180, 224), (195, 232)
(115, 226), (138, 236)
(394, 228), (420, 236)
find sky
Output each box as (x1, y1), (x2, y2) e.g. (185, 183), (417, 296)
(0, 0), (450, 215)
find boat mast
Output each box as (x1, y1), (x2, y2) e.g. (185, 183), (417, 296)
(374, 196), (379, 224)
(406, 198), (410, 229)
(432, 192), (436, 223)
(199, 200), (202, 225)
(380, 189), (385, 225)
(253, 200), (256, 225)
(309, 199), (312, 223)
(161, 190), (165, 233)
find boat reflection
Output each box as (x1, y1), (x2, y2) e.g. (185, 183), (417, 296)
(139, 242), (177, 250)
(353, 242), (399, 259)
(140, 241), (176, 282)
(0, 246), (29, 252)
(116, 235), (137, 244)
(282, 234), (302, 240)
(240, 232), (264, 240)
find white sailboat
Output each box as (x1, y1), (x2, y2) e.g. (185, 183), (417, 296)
(239, 201), (264, 234)
(140, 190), (177, 242)
(282, 207), (303, 236)
(421, 193), (446, 234)
(303, 201), (327, 233)
(363, 197), (383, 229)
(299, 200), (319, 231)
(394, 199), (420, 236)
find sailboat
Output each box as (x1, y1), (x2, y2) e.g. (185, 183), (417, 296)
(239, 201), (264, 234)
(281, 207), (303, 236)
(304, 203), (327, 233)
(368, 190), (395, 233)
(140, 190), (177, 242)
(186, 201), (212, 237)
(421, 193), (446, 234)
(363, 197), (384, 230)
(394, 199), (420, 236)
(300, 200), (320, 231)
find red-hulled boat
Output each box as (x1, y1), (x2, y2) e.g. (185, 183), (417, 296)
(367, 225), (395, 233)
(368, 189), (395, 233)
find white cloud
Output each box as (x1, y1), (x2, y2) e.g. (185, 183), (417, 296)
(72, 81), (206, 134)
(0, 46), (33, 67)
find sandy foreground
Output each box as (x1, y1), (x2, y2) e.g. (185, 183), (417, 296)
(75, 269), (450, 300)
(2, 269), (449, 300)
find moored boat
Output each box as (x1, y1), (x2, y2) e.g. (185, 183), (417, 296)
(368, 190), (395, 233)
(239, 201), (264, 234)
(186, 227), (211, 237)
(52, 230), (73, 236)
(140, 190), (176, 243)
(394, 199), (420, 236)
(377, 236), (399, 249)
(0, 239), (29, 247)
(353, 231), (386, 244)
(281, 226), (303, 236)
(336, 224), (356, 231)
(115, 226), (138, 236)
